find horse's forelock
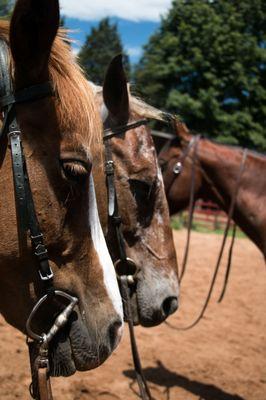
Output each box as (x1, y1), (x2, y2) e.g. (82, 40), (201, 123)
(0, 21), (102, 159)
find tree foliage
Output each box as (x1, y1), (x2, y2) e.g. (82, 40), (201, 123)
(135, 0), (266, 151)
(78, 18), (130, 85)
(0, 0), (14, 18)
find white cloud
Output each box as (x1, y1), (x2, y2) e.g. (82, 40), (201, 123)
(60, 0), (171, 22)
(126, 46), (143, 58)
(72, 46), (81, 57)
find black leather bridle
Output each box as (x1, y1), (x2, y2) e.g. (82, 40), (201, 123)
(0, 40), (78, 400)
(103, 118), (153, 400)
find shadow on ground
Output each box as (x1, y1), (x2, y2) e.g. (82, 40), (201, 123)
(123, 360), (246, 400)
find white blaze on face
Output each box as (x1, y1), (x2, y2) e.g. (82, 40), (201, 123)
(88, 175), (123, 321)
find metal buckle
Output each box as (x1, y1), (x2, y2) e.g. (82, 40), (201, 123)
(105, 160), (114, 175)
(173, 161), (182, 175)
(35, 243), (48, 259)
(26, 290), (78, 343)
(38, 267), (54, 282)
(115, 257), (139, 285)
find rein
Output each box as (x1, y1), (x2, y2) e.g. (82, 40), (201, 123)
(103, 119), (153, 400)
(165, 135), (248, 330)
(0, 40), (78, 400)
(171, 135), (200, 283)
(160, 135), (200, 282)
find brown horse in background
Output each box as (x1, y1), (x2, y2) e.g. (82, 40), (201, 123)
(159, 120), (266, 257)
(91, 56), (179, 327)
(0, 0), (123, 378)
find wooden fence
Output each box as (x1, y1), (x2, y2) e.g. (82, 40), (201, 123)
(181, 199), (229, 231)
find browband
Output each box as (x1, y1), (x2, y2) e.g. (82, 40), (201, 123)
(103, 119), (148, 141)
(0, 81), (54, 109)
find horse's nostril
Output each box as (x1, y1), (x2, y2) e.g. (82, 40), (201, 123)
(108, 319), (123, 350)
(162, 296), (178, 317)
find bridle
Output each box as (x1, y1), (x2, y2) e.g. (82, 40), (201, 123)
(0, 40), (78, 400)
(160, 130), (248, 331)
(160, 134), (201, 282)
(103, 118), (153, 400)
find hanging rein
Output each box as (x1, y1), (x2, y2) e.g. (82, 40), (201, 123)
(103, 119), (153, 400)
(0, 40), (78, 400)
(160, 131), (247, 330)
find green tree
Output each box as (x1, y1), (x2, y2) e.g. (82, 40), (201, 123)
(0, 0), (14, 18)
(135, 0), (266, 151)
(78, 17), (130, 85)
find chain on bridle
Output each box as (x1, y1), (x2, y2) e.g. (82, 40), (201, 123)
(0, 40), (78, 400)
(103, 118), (153, 400)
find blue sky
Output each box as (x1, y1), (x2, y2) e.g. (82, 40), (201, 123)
(60, 0), (172, 64)
(65, 18), (159, 64)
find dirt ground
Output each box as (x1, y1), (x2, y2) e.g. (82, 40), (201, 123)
(0, 230), (265, 400)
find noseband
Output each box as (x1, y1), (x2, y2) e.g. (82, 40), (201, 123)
(0, 40), (77, 400)
(103, 118), (153, 400)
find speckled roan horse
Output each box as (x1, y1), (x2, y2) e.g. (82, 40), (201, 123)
(0, 0), (123, 378)
(91, 57), (179, 327)
(159, 120), (266, 258)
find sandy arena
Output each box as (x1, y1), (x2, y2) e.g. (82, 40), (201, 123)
(0, 229), (265, 400)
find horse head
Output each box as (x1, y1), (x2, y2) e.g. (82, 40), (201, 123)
(0, 0), (123, 377)
(92, 55), (179, 327)
(158, 120), (203, 215)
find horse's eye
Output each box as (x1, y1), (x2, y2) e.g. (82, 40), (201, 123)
(129, 179), (156, 203)
(60, 159), (92, 184)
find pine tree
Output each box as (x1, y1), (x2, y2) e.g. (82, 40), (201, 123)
(135, 0), (266, 151)
(78, 18), (130, 85)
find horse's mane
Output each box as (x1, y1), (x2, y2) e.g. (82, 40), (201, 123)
(189, 130), (266, 160)
(0, 21), (101, 153)
(90, 82), (173, 124)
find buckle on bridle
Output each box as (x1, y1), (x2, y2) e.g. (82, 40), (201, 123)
(105, 160), (114, 175)
(31, 234), (54, 281)
(115, 257), (139, 285)
(173, 161), (182, 175)
(38, 267), (54, 282)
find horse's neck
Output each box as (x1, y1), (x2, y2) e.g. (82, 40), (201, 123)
(199, 139), (266, 255)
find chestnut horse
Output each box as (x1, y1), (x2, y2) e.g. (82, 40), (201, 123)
(0, 0), (123, 379)
(91, 56), (179, 327)
(159, 120), (266, 257)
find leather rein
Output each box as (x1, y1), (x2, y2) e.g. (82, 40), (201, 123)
(0, 40), (78, 400)
(103, 119), (153, 400)
(162, 133), (247, 330)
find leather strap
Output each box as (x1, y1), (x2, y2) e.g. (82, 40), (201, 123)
(178, 136), (200, 282)
(217, 222), (237, 303)
(0, 39), (55, 399)
(0, 82), (54, 108)
(0, 39), (54, 283)
(103, 119), (148, 141)
(166, 148), (248, 331)
(38, 368), (53, 400)
(103, 118), (152, 399)
(120, 277), (152, 400)
(28, 341), (53, 400)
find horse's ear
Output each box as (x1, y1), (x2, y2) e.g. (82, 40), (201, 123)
(175, 120), (191, 140)
(10, 0), (60, 85)
(103, 54), (129, 125)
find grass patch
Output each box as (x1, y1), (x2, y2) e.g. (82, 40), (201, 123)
(171, 215), (246, 238)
